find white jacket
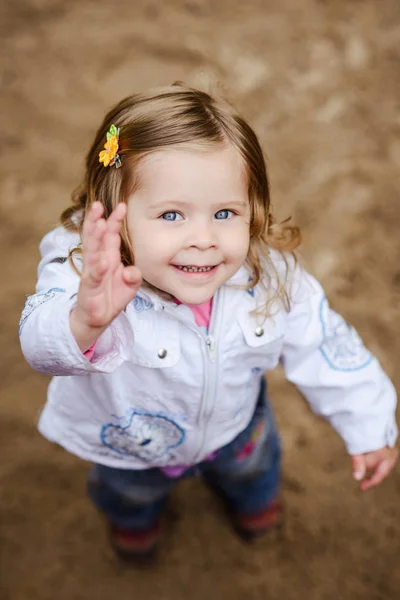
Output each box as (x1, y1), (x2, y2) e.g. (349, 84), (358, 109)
(19, 226), (398, 470)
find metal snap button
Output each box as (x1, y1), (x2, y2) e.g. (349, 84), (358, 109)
(255, 327), (264, 337)
(158, 348), (168, 359)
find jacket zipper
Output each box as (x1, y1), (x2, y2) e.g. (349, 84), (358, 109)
(193, 287), (223, 462)
(161, 289), (223, 463)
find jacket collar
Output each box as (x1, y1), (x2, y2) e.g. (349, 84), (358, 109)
(135, 265), (252, 309)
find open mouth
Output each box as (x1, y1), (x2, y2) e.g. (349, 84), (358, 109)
(173, 265), (217, 273)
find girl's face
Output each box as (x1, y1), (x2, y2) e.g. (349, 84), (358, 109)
(127, 145), (250, 305)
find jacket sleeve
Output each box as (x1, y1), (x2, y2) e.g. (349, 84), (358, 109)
(19, 227), (134, 376)
(280, 264), (398, 455)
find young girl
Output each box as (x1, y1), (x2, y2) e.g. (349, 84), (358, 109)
(20, 84), (398, 559)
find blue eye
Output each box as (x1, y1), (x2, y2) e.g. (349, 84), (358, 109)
(161, 212), (182, 221)
(215, 209), (233, 220)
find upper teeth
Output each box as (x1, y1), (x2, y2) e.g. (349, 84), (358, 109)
(176, 265), (214, 273)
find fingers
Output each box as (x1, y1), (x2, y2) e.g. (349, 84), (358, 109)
(85, 256), (109, 287)
(351, 455), (367, 482)
(101, 202), (127, 252)
(82, 203), (106, 274)
(352, 448), (398, 491)
(82, 202), (104, 252)
(112, 266), (143, 309)
(83, 202), (126, 248)
(122, 265), (142, 288)
(82, 202), (127, 279)
(360, 459), (393, 491)
(82, 219), (107, 283)
(105, 202), (127, 234)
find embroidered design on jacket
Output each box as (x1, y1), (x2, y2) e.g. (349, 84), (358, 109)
(131, 297), (153, 312)
(19, 288), (65, 335)
(49, 257), (68, 264)
(319, 297), (373, 371)
(100, 410), (185, 461)
(247, 275), (255, 297)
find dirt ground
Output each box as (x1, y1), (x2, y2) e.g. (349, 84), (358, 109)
(1, 0), (400, 598)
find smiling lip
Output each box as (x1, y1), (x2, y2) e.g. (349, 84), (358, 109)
(174, 265), (217, 273)
(172, 264), (219, 278)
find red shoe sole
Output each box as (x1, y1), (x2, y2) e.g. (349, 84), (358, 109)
(231, 500), (284, 541)
(110, 523), (160, 562)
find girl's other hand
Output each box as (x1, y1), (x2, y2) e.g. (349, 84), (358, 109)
(351, 446), (398, 491)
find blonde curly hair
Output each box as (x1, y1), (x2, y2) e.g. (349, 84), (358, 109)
(61, 83), (301, 312)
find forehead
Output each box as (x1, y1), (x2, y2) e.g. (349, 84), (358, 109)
(134, 145), (248, 201)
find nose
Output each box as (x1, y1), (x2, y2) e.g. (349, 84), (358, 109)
(186, 219), (217, 250)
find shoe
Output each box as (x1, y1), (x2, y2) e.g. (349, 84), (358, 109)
(110, 521), (161, 561)
(230, 498), (283, 541)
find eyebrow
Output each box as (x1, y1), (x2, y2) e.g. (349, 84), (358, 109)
(148, 199), (248, 210)
(149, 200), (190, 210)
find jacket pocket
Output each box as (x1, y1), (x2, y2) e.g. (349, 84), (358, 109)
(129, 314), (181, 369)
(237, 310), (285, 355)
(226, 309), (286, 377)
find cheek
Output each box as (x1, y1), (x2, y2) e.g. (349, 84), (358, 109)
(131, 228), (177, 269)
(128, 224), (154, 269)
(226, 224), (250, 258)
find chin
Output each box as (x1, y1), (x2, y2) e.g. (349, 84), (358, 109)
(174, 290), (214, 306)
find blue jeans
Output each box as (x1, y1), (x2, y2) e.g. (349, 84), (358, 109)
(87, 381), (281, 530)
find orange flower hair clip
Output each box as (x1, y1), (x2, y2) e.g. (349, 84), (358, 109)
(99, 124), (122, 168)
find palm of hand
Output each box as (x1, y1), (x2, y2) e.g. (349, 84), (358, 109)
(76, 202), (142, 330)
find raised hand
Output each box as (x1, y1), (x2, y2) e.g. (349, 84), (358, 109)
(70, 201), (142, 351)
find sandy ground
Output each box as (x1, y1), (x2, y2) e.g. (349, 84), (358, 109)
(1, 0), (400, 598)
